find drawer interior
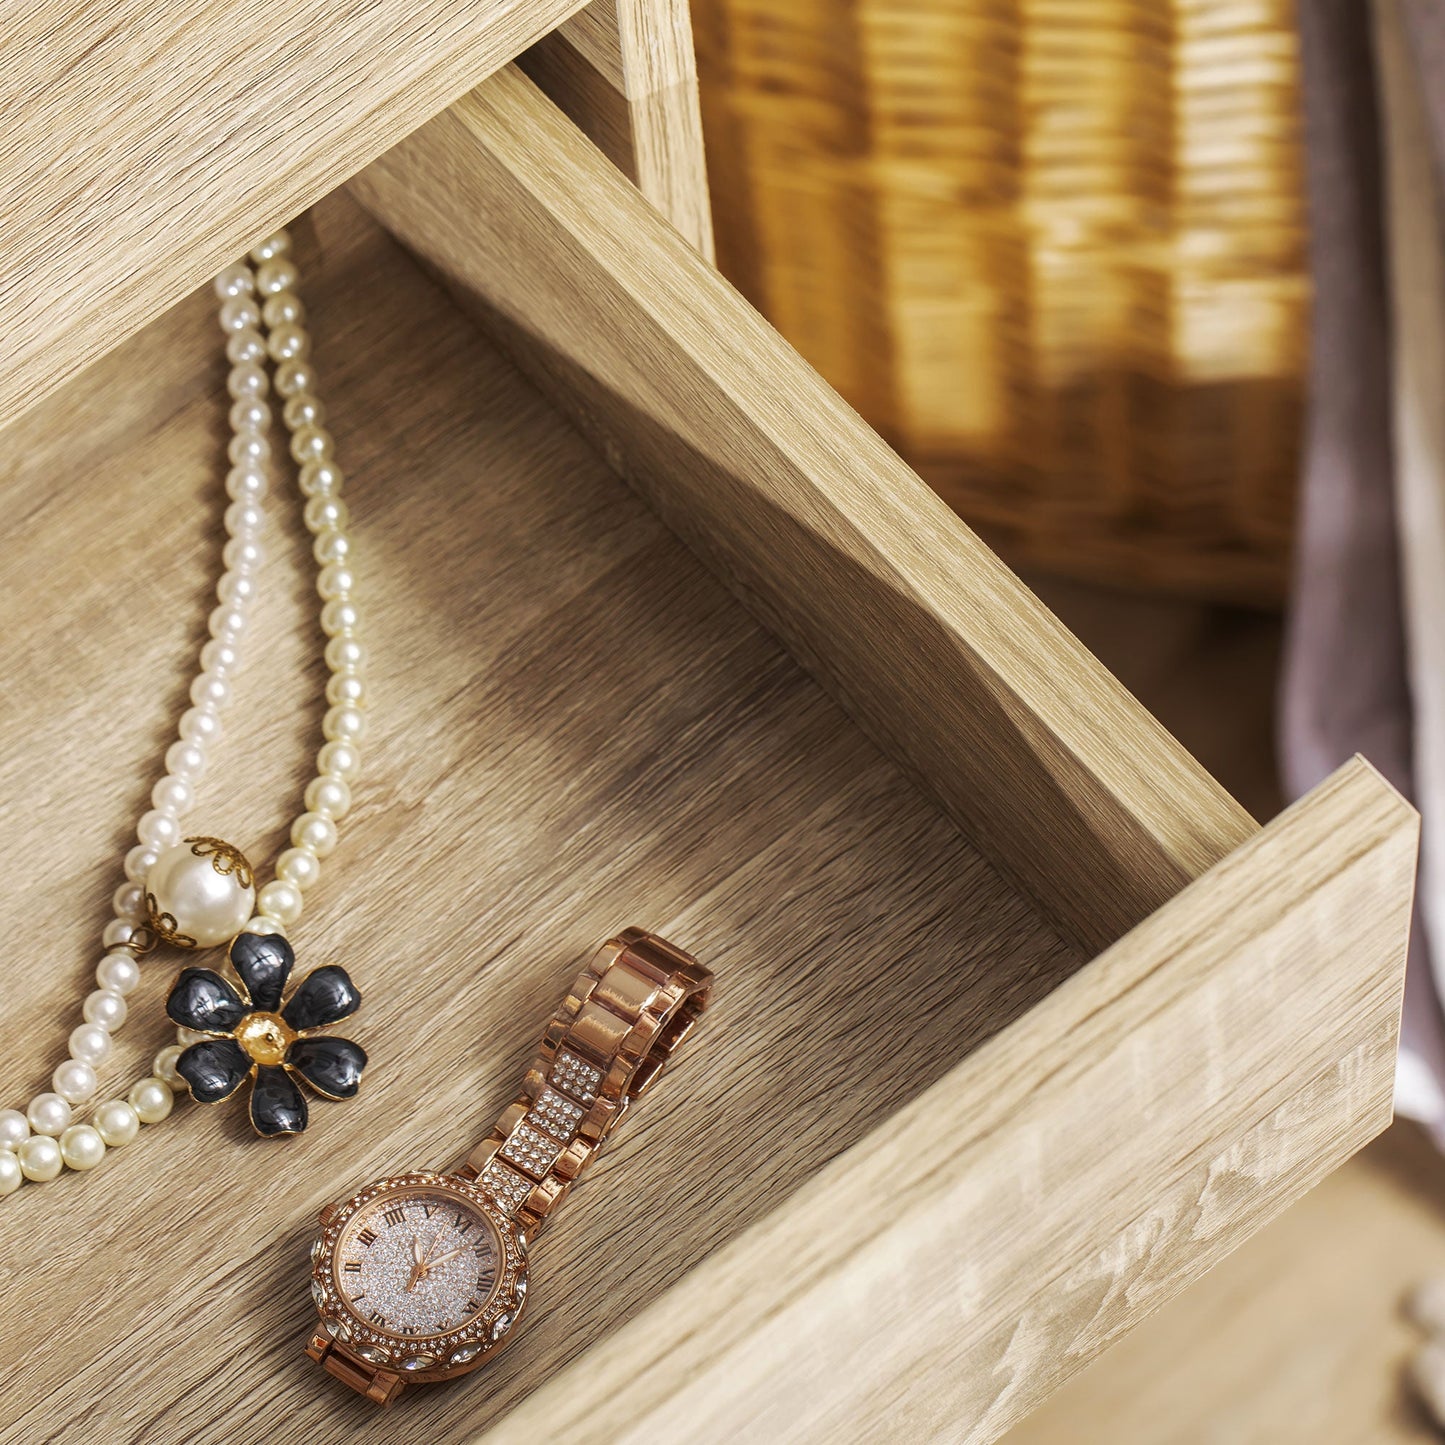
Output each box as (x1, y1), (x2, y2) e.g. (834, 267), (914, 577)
(0, 191), (1082, 1440)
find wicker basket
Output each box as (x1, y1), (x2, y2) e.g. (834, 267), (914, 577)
(692, 0), (1308, 605)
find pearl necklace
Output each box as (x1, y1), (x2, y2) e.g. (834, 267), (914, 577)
(0, 229), (366, 1193)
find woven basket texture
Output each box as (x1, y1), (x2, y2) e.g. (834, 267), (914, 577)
(693, 0), (1308, 604)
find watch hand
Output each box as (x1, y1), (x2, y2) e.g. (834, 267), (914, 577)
(412, 1236), (425, 1265)
(424, 1247), (467, 1268)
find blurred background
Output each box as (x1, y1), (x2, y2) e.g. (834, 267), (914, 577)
(686, 0), (1445, 1438)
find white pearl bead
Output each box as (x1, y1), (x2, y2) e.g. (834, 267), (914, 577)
(222, 501), (263, 539)
(190, 671), (232, 711)
(130, 1078), (174, 1125)
(305, 496), (349, 536)
(227, 432), (270, 469)
(53, 1059), (98, 1105)
(83, 988), (128, 1030)
(146, 841), (256, 948)
(151, 774), (195, 816)
(249, 231), (291, 263)
(290, 425), (334, 466)
(111, 881), (145, 920)
(0, 1149), (21, 1196)
(70, 1023), (112, 1067)
(275, 359), (318, 398)
(228, 398), (271, 434)
(324, 636), (365, 674)
(322, 706), (366, 745)
(0, 1108), (29, 1150)
(267, 323), (310, 363)
(256, 879), (304, 926)
(226, 327), (267, 366)
(317, 563), (356, 601)
(276, 846), (321, 891)
(264, 292), (306, 328)
(255, 257), (299, 296)
(17, 1135), (61, 1182)
(101, 919), (136, 950)
(214, 263), (255, 300)
(28, 1092), (71, 1136)
(208, 606), (249, 648)
(227, 362), (269, 400)
(219, 296), (261, 333)
(163, 741), (207, 784)
(222, 536), (265, 573)
(291, 812), (338, 858)
(241, 914), (287, 936)
(313, 530), (351, 566)
(287, 397), (327, 431)
(153, 1044), (186, 1090)
(317, 740), (362, 781)
(96, 952), (141, 996)
(215, 572), (256, 609)
(326, 673), (367, 708)
(124, 844), (160, 884)
(180, 706), (224, 747)
(137, 808), (183, 849)
(94, 1100), (139, 1147)
(304, 776), (351, 819)
(321, 598), (361, 636)
(60, 1124), (105, 1171)
(199, 639), (240, 677)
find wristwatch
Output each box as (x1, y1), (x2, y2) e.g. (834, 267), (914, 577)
(305, 927), (713, 1405)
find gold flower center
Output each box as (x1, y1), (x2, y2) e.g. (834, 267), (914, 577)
(235, 1011), (295, 1067)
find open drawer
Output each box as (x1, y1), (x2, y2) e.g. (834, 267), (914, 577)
(0, 31), (1416, 1445)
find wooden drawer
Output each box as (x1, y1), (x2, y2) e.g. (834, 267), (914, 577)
(0, 6), (1415, 1443)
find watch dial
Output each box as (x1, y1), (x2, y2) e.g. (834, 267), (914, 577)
(334, 1187), (502, 1339)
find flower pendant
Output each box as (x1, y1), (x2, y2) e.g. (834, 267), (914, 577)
(166, 932), (367, 1138)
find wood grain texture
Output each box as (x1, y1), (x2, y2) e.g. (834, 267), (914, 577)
(348, 66), (1259, 957)
(0, 0), (592, 438)
(0, 192), (1084, 1444)
(480, 758), (1416, 1444)
(522, 0), (716, 257)
(690, 0), (1308, 606)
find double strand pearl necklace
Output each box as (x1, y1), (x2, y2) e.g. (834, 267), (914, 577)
(0, 229), (367, 1194)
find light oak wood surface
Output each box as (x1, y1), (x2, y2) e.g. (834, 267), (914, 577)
(523, 0), (715, 258)
(349, 66), (1259, 959)
(0, 191), (1082, 1445)
(0, 0), (592, 437)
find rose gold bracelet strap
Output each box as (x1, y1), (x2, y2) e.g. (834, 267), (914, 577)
(459, 928), (712, 1233)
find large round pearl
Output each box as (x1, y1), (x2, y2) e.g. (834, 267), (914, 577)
(53, 1059), (98, 1104)
(130, 1078), (174, 1125)
(69, 1023), (112, 1067)
(0, 1149), (21, 1196)
(17, 1135), (62, 1181)
(146, 841), (255, 948)
(60, 1124), (105, 1171)
(27, 1092), (71, 1137)
(0, 1108), (29, 1150)
(94, 1100), (140, 1147)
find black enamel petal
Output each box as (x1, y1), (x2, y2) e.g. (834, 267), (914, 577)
(287, 1036), (367, 1099)
(229, 932), (295, 1011)
(282, 965), (362, 1032)
(250, 1065), (308, 1136)
(166, 967), (248, 1034)
(176, 1038), (251, 1103)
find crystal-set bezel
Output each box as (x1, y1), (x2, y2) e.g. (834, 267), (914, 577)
(309, 1170), (529, 1382)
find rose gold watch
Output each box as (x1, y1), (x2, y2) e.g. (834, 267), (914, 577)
(305, 928), (712, 1405)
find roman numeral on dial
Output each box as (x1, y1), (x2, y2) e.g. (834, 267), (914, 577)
(383, 1206), (407, 1227)
(342, 1261), (361, 1273)
(358, 1228), (377, 1247)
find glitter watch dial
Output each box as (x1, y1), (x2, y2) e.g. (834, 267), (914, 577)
(334, 1185), (503, 1339)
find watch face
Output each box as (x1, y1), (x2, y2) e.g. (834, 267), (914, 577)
(333, 1184), (503, 1339)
